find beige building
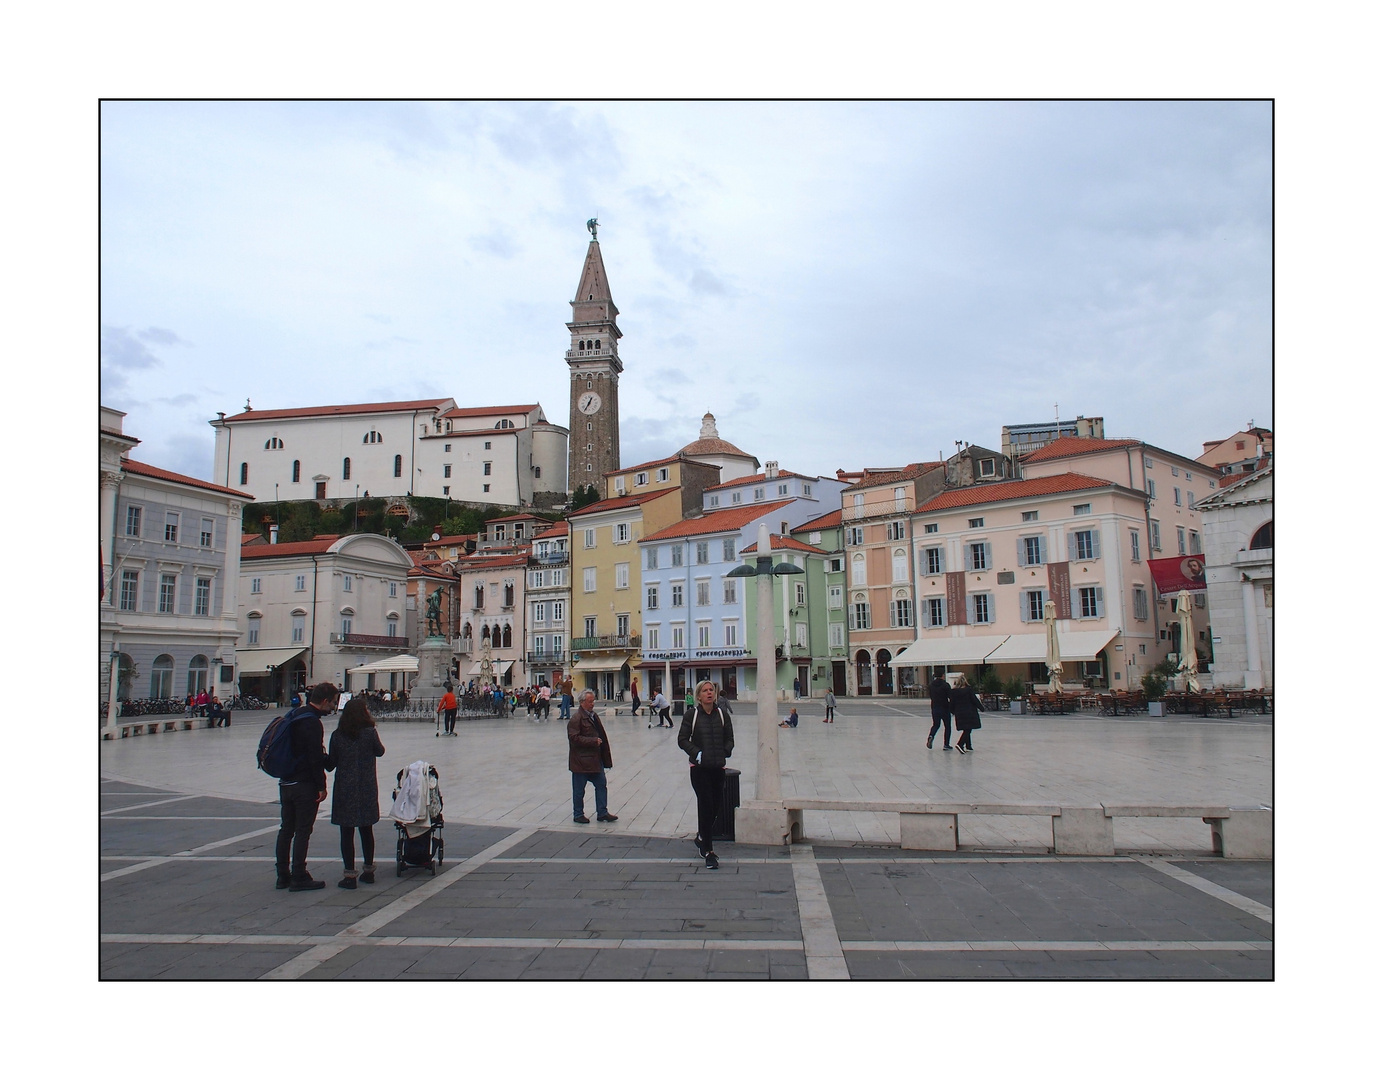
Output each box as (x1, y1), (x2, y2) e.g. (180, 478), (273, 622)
(1198, 424), (1273, 484)
(525, 521), (571, 688)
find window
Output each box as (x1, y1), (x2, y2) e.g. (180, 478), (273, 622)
(1174, 487), (1182, 506)
(1209, 480), (1216, 489)
(1188, 530), (1201, 555)
(829, 622), (845, 647)
(531, 570), (545, 589)
(978, 458), (996, 478)
(1077, 586), (1103, 618)
(534, 601), (547, 623)
(671, 544), (684, 567)
(968, 517), (984, 529)
(893, 597), (912, 627)
(394, 455), (403, 478)
(194, 577), (211, 616)
(292, 460), (301, 483)
(722, 538), (735, 562)
(646, 546), (658, 570)
(444, 444), (451, 453)
(1022, 590), (1045, 622)
(240, 463), (248, 485)
(485, 441), (492, 450)
(723, 579), (737, 604)
(473, 585), (484, 609)
(150, 655), (174, 698)
(1171, 465), (1180, 476)
(709, 495), (720, 507)
(697, 580), (710, 606)
(922, 547), (944, 575)
(196, 518), (214, 548)
(583, 567), (596, 593)
(164, 512), (179, 543)
(1073, 503), (1091, 516)
(1144, 457), (1154, 468)
(647, 586), (659, 610)
(125, 505), (142, 537)
(636, 472), (648, 486)
(292, 615), (305, 644)
(442, 486), (450, 495)
(614, 522), (630, 544)
(1021, 510), (1038, 522)
(250, 577), (262, 594)
(1150, 521), (1162, 550)
(119, 570), (139, 611)
(892, 548), (908, 583)
(616, 563), (629, 590)
(732, 491), (742, 504)
(1147, 479), (1156, 499)
(617, 614), (630, 637)
(852, 554), (867, 586)
(247, 615), (260, 645)
(1250, 521), (1273, 549)
(483, 462), (492, 476)
(972, 593), (992, 624)
(504, 581), (515, 607)
(754, 487), (765, 501)
(1018, 536), (1041, 564)
(671, 584), (684, 607)
(552, 569), (565, 587)
(828, 585), (843, 609)
(1177, 527), (1186, 555)
(1185, 471), (1193, 481)
(829, 558), (843, 573)
(389, 581), (397, 598)
(341, 615), (353, 636)
(1130, 530), (1141, 562)
(672, 625), (685, 649)
(1072, 530), (1098, 561)
(778, 483), (788, 496)
(696, 541), (710, 564)
(343, 575), (352, 593)
(363, 431), (382, 444)
(698, 624), (710, 648)
(482, 484), (491, 492)
(265, 436), (284, 450)
(158, 573), (177, 613)
(887, 521), (905, 541)
(658, 468), (670, 482)
(803, 484), (812, 496)
(552, 600), (564, 622)
(342, 457), (351, 480)
(584, 528), (596, 549)
(1187, 491), (1195, 508)
(444, 464), (452, 478)
(584, 616), (597, 638)
(924, 523), (938, 534)
(724, 622), (738, 646)
(646, 627), (659, 650)
(851, 602), (871, 630)
(921, 596), (945, 628)
(1133, 587), (1149, 621)
(295, 574), (306, 591)
(795, 582), (806, 605)
(387, 618), (398, 637)
(967, 541), (989, 571)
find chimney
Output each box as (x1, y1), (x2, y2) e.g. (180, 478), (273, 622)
(270, 525), (279, 545)
(765, 460), (779, 479)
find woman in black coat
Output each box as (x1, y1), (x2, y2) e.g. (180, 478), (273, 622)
(949, 675), (983, 754)
(325, 698), (386, 888)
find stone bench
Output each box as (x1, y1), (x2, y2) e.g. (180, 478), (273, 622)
(779, 799), (1272, 858)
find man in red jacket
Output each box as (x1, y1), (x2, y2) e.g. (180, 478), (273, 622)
(566, 690), (618, 824)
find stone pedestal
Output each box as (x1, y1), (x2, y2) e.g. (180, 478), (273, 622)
(1052, 806), (1115, 855)
(417, 637), (451, 694)
(1207, 808), (1273, 859)
(734, 803), (801, 847)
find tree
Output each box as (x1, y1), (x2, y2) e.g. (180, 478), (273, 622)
(568, 484), (601, 511)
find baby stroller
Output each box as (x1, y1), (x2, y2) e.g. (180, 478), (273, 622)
(390, 760), (444, 876)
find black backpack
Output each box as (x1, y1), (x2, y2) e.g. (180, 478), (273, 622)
(256, 706), (306, 778)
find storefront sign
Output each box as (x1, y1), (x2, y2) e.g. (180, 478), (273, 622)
(1148, 555), (1207, 595)
(946, 571), (967, 625)
(1047, 561), (1073, 618)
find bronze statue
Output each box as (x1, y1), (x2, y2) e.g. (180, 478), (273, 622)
(586, 217), (599, 240)
(426, 591), (443, 637)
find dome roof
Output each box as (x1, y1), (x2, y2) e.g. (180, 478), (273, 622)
(678, 412), (758, 463)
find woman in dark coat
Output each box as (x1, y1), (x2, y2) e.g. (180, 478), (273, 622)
(949, 675), (983, 754)
(325, 698), (386, 888)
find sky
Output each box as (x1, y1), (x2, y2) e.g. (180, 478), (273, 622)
(100, 100), (1273, 485)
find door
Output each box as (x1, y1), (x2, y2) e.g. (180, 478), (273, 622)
(855, 650), (872, 696)
(876, 649), (893, 695)
(832, 661), (847, 696)
(797, 665), (809, 697)
(315, 481), (326, 499)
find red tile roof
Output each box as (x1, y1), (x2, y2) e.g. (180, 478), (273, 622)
(121, 458), (254, 500)
(221, 399), (451, 423)
(915, 473), (1117, 512)
(640, 500), (796, 543)
(539, 521), (570, 537)
(408, 562), (456, 578)
(422, 533), (478, 549)
(241, 538), (341, 558)
(485, 513), (555, 525)
(706, 469), (813, 492)
(741, 534), (828, 555)
(1018, 436), (1141, 463)
(795, 508), (843, 532)
(609, 452), (722, 477)
(567, 487), (680, 518)
(454, 553), (530, 571)
(843, 462), (944, 492)
(439, 404), (539, 419)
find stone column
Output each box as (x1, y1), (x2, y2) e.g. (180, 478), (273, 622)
(100, 470), (121, 608)
(1241, 577), (1262, 689)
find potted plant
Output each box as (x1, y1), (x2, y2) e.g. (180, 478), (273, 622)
(1004, 676), (1026, 715)
(1141, 671), (1168, 716)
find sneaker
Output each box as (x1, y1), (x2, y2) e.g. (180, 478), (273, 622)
(956, 744), (968, 754)
(597, 813), (619, 822)
(926, 735), (934, 749)
(573, 815), (591, 824)
(695, 835), (709, 858)
(288, 873), (326, 892)
(943, 745), (953, 751)
(705, 852), (719, 869)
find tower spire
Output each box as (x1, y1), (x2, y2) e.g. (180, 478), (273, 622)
(567, 226), (623, 486)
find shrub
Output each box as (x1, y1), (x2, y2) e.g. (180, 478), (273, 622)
(1002, 676), (1025, 700)
(1141, 672), (1168, 701)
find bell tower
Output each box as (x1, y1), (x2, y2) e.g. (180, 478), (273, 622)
(567, 219), (622, 494)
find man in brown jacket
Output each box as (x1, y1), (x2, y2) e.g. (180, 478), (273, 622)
(558, 675), (575, 720)
(567, 689), (618, 823)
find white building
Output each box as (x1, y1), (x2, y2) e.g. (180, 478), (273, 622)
(100, 407), (251, 715)
(1197, 465), (1273, 689)
(209, 399), (568, 509)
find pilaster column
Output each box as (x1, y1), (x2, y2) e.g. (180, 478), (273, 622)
(1240, 577), (1262, 687)
(100, 470), (122, 607)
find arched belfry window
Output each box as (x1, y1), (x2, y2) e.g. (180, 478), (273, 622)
(1250, 521), (1273, 549)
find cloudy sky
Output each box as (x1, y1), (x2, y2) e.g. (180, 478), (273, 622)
(100, 100), (1272, 483)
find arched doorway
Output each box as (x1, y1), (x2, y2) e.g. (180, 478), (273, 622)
(150, 655), (174, 699)
(876, 649), (893, 695)
(855, 650), (872, 696)
(187, 655), (209, 697)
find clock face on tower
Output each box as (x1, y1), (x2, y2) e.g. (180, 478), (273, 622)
(578, 391), (603, 415)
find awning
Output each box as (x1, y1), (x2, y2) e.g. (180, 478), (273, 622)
(237, 648), (307, 676)
(347, 654), (419, 674)
(984, 629), (1120, 664)
(571, 653), (633, 673)
(493, 660), (514, 676)
(892, 636), (1008, 666)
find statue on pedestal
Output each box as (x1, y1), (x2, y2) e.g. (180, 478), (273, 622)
(426, 591), (444, 638)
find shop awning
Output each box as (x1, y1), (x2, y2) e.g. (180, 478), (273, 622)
(984, 629), (1120, 664)
(237, 648), (307, 676)
(347, 654), (419, 674)
(571, 653), (634, 673)
(891, 637), (1008, 666)
(493, 660), (515, 676)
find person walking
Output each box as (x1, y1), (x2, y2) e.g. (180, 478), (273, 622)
(824, 689), (836, 723)
(678, 680), (733, 870)
(650, 688), (671, 728)
(274, 682), (339, 892)
(538, 682), (552, 720)
(567, 690), (618, 824)
(950, 674), (983, 754)
(437, 682), (458, 735)
(324, 697), (386, 889)
(926, 672), (953, 750)
(630, 677), (641, 717)
(558, 675), (574, 720)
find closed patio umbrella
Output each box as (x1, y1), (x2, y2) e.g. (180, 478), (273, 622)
(1176, 590), (1201, 693)
(1044, 598), (1064, 693)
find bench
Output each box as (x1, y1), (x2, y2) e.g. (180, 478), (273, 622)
(779, 799), (1272, 858)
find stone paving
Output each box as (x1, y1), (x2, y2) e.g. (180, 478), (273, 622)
(100, 701), (1272, 979)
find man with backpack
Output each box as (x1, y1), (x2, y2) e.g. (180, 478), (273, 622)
(272, 682), (339, 891)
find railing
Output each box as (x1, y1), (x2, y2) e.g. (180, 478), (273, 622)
(529, 551), (569, 565)
(329, 633), (409, 648)
(453, 638), (472, 655)
(842, 498), (912, 523)
(527, 651), (566, 664)
(571, 634), (641, 651)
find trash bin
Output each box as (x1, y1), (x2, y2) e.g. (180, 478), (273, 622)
(712, 768), (741, 842)
(673, 698), (685, 717)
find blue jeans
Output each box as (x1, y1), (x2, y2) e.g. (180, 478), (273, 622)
(571, 771), (608, 818)
(559, 694), (573, 719)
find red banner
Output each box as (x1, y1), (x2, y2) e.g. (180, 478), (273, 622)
(946, 571), (966, 625)
(1149, 555), (1207, 595)
(1047, 561), (1073, 619)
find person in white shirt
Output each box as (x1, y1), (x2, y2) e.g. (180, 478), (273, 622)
(650, 689), (672, 729)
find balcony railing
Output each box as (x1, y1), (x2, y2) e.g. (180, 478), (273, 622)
(529, 551), (569, 566)
(453, 638), (472, 655)
(329, 633), (409, 648)
(571, 634), (641, 652)
(526, 650), (566, 664)
(842, 498), (912, 523)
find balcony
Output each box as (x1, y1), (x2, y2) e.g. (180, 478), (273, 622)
(842, 498), (910, 523)
(329, 633), (409, 649)
(527, 650), (566, 665)
(571, 634), (642, 652)
(530, 551), (569, 566)
(453, 637), (472, 655)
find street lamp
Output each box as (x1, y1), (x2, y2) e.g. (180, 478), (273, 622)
(727, 524), (804, 841)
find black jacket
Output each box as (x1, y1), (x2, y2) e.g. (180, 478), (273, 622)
(325, 726), (386, 827)
(679, 705), (734, 768)
(950, 686), (983, 730)
(929, 677), (952, 710)
(281, 705), (329, 792)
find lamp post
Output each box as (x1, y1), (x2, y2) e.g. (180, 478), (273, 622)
(727, 523), (804, 841)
